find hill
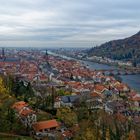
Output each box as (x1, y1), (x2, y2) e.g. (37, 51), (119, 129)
(88, 31), (140, 66)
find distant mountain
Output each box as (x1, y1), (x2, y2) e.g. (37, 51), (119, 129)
(88, 31), (140, 66)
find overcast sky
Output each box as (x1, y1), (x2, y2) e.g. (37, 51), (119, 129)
(0, 0), (140, 48)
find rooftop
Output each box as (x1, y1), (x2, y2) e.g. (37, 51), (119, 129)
(12, 101), (28, 111)
(32, 119), (59, 132)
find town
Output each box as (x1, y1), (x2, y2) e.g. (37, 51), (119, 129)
(0, 48), (140, 139)
(52, 48), (140, 74)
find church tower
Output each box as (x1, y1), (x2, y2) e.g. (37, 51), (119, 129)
(2, 48), (5, 59)
(45, 49), (48, 60)
(1, 48), (6, 60)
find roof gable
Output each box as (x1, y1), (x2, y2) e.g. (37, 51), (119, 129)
(32, 119), (59, 131)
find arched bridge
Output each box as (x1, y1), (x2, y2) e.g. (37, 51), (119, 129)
(97, 69), (140, 76)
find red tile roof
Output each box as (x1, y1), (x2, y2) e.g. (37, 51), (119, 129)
(94, 84), (107, 93)
(131, 97), (140, 101)
(114, 83), (129, 91)
(12, 101), (28, 112)
(19, 108), (34, 117)
(91, 92), (103, 98)
(32, 119), (59, 132)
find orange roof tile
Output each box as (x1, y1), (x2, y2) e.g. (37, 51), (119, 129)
(131, 97), (140, 101)
(91, 92), (103, 98)
(32, 119), (59, 131)
(12, 101), (28, 111)
(94, 85), (107, 93)
(19, 109), (34, 117)
(115, 83), (129, 90)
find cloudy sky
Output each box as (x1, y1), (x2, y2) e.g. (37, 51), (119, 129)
(0, 0), (140, 48)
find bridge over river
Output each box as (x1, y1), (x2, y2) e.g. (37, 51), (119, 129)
(97, 68), (140, 76)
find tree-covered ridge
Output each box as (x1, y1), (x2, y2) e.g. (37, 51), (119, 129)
(88, 31), (140, 65)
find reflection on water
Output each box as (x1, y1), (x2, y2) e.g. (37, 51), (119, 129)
(120, 75), (140, 92)
(81, 60), (117, 70)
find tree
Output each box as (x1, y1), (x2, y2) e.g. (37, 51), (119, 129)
(6, 108), (16, 131)
(57, 89), (64, 96)
(57, 107), (78, 127)
(82, 128), (96, 140)
(12, 79), (34, 102)
(128, 130), (136, 140)
(101, 123), (106, 140)
(24, 82), (34, 101)
(0, 77), (9, 94)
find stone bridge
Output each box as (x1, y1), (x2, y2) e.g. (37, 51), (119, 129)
(97, 69), (140, 76)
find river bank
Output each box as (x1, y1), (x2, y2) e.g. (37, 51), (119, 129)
(82, 60), (140, 92)
(47, 51), (140, 92)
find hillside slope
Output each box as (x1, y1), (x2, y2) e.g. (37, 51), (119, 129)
(88, 31), (140, 65)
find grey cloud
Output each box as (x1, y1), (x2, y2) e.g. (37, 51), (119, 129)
(0, 0), (139, 47)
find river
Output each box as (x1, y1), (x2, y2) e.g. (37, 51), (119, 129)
(47, 51), (140, 92)
(82, 60), (140, 92)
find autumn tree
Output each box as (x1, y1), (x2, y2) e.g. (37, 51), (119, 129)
(57, 107), (78, 127)
(0, 77), (9, 94)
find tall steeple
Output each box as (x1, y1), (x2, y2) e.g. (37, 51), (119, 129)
(1, 48), (6, 60)
(44, 49), (51, 68)
(44, 49), (49, 62)
(2, 48), (5, 59)
(45, 49), (48, 60)
(45, 49), (48, 56)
